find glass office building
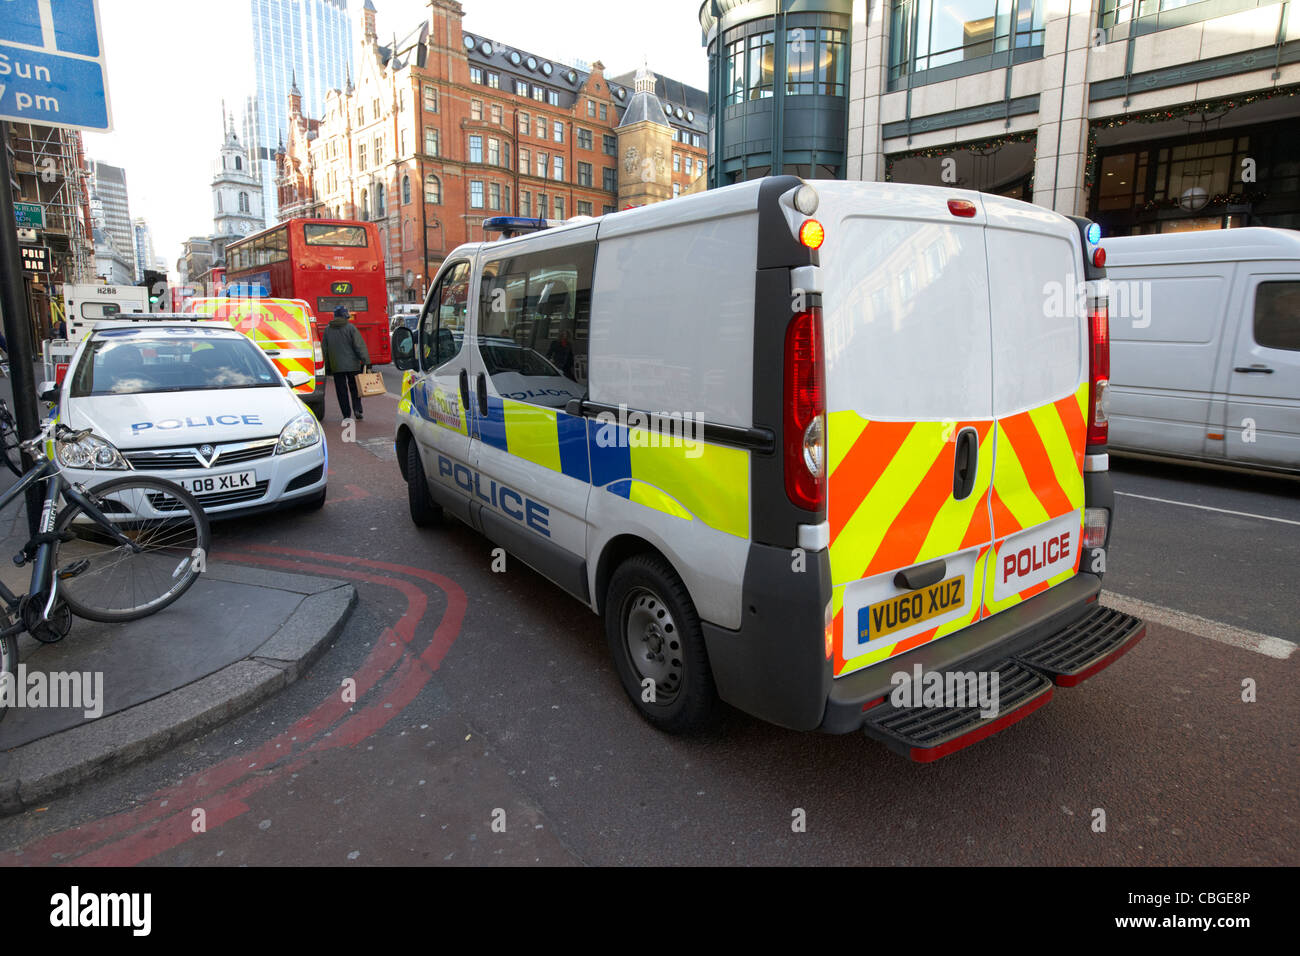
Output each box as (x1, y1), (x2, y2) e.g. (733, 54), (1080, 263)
(700, 0), (853, 186)
(249, 0), (353, 224)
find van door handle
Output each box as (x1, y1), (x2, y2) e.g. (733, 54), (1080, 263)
(476, 372), (489, 417)
(894, 559), (946, 592)
(1234, 365), (1274, 374)
(952, 426), (978, 500)
(458, 368), (469, 408)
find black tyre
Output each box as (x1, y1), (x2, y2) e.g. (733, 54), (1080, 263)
(406, 441), (442, 527)
(307, 399), (325, 421)
(0, 627), (16, 723)
(54, 476), (211, 623)
(604, 553), (717, 734)
(0, 400), (21, 477)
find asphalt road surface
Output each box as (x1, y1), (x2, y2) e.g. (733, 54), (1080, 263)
(0, 369), (1294, 866)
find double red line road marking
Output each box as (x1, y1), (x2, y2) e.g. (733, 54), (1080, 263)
(0, 546), (467, 867)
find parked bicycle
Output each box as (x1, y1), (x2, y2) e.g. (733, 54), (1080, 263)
(0, 401), (211, 717)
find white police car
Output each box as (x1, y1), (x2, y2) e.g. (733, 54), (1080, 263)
(47, 319), (327, 516)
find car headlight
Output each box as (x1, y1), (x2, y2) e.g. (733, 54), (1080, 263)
(276, 411), (321, 454)
(55, 433), (129, 470)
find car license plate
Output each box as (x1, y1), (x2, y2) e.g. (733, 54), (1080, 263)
(179, 470), (255, 494)
(862, 576), (965, 642)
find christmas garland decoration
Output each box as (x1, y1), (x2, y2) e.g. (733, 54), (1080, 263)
(884, 130), (1038, 192)
(1084, 83), (1300, 192)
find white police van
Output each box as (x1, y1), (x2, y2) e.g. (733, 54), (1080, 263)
(393, 177), (1146, 760)
(47, 317), (328, 516)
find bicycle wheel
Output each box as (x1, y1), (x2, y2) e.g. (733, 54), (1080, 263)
(54, 476), (211, 623)
(0, 400), (21, 477)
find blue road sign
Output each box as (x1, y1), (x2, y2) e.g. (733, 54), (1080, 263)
(0, 0), (111, 131)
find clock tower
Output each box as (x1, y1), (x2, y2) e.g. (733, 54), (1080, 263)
(212, 104), (263, 240)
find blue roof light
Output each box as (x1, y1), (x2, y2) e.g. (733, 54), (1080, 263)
(1086, 222), (1102, 245)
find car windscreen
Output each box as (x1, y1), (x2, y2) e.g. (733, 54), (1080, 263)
(70, 332), (281, 397)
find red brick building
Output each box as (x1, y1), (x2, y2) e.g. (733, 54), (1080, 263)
(276, 0), (707, 309)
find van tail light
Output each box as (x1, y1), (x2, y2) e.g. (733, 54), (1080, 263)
(1083, 508), (1109, 549)
(784, 307), (826, 511)
(1087, 299), (1110, 447)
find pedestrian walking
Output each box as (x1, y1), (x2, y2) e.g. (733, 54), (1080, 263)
(321, 306), (370, 421)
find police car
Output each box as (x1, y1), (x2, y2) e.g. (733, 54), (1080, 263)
(393, 184), (1147, 760)
(45, 317), (327, 516)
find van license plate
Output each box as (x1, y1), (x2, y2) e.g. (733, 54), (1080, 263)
(863, 576), (965, 641)
(179, 470), (255, 494)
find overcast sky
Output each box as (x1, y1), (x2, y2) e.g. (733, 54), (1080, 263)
(82, 0), (711, 274)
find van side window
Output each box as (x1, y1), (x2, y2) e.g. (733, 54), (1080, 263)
(1253, 282), (1300, 352)
(476, 242), (593, 408)
(420, 261), (471, 370)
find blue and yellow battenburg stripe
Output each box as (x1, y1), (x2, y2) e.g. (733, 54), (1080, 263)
(408, 392), (749, 539)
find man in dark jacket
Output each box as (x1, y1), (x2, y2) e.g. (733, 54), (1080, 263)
(321, 306), (371, 421)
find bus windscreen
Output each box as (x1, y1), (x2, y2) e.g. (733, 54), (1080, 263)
(304, 224), (368, 247)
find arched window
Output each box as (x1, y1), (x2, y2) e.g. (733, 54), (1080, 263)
(235, 155), (243, 171)
(361, 190), (370, 219)
(375, 184), (386, 218)
(238, 191), (249, 213)
(402, 174), (411, 205)
(424, 173), (441, 204)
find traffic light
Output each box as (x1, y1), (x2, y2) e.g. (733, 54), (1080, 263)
(139, 269), (168, 312)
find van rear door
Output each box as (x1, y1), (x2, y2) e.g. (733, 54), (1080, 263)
(816, 183), (998, 679)
(1224, 272), (1300, 469)
(980, 198), (1089, 618)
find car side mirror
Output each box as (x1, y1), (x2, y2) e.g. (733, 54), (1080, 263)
(285, 370), (311, 388)
(38, 381), (59, 403)
(392, 327), (417, 371)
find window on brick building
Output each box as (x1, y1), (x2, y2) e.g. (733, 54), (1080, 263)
(602, 134), (616, 155)
(553, 120), (563, 143)
(519, 147), (530, 174)
(470, 67), (483, 84)
(470, 181), (484, 208)
(602, 204), (614, 215)
(489, 182), (501, 210)
(423, 85), (439, 112)
(469, 134), (483, 163)
(599, 103), (607, 121)
(471, 99), (483, 121)
(537, 152), (547, 177)
(587, 100), (595, 117)
(488, 138), (500, 165)
(487, 72), (499, 89)
(490, 103), (502, 124)
(603, 166), (616, 191)
(515, 80), (528, 97)
(402, 175), (411, 204)
(553, 196), (564, 219)
(577, 200), (592, 216)
(538, 193), (548, 217)
(553, 156), (564, 181)
(673, 153), (680, 172)
(520, 190), (531, 216)
(532, 86), (544, 101)
(577, 128), (592, 150)
(425, 173), (441, 203)
(578, 161), (592, 187)
(547, 90), (558, 106)
(519, 112), (529, 135)
(425, 127), (439, 156)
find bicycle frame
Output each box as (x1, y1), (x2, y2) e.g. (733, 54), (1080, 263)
(0, 456), (139, 627)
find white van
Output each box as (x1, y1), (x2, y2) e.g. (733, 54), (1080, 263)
(62, 284), (149, 343)
(1104, 227), (1300, 474)
(392, 177), (1145, 761)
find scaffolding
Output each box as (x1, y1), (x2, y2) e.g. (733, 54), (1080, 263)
(7, 122), (95, 286)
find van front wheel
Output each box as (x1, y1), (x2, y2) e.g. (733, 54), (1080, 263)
(405, 441), (442, 527)
(605, 554), (716, 734)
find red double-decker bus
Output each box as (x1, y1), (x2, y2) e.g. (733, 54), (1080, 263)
(225, 219), (391, 364)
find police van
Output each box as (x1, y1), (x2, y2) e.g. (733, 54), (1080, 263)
(392, 176), (1146, 760)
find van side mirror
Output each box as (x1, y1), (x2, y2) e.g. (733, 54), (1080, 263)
(392, 327), (417, 371)
(285, 370), (311, 388)
(38, 381), (59, 403)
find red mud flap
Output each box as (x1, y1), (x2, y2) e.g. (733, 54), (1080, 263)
(861, 604), (1146, 762)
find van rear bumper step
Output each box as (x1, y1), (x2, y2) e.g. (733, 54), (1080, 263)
(1013, 605), (1146, 686)
(858, 602), (1146, 761)
(862, 661), (1053, 763)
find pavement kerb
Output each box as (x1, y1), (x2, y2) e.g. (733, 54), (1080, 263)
(0, 566), (357, 816)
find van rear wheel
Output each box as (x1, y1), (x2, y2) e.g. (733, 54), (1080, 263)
(605, 554), (716, 734)
(405, 441), (442, 527)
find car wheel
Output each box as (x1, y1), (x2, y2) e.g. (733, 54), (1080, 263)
(406, 441), (442, 527)
(301, 487), (327, 511)
(604, 553), (716, 734)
